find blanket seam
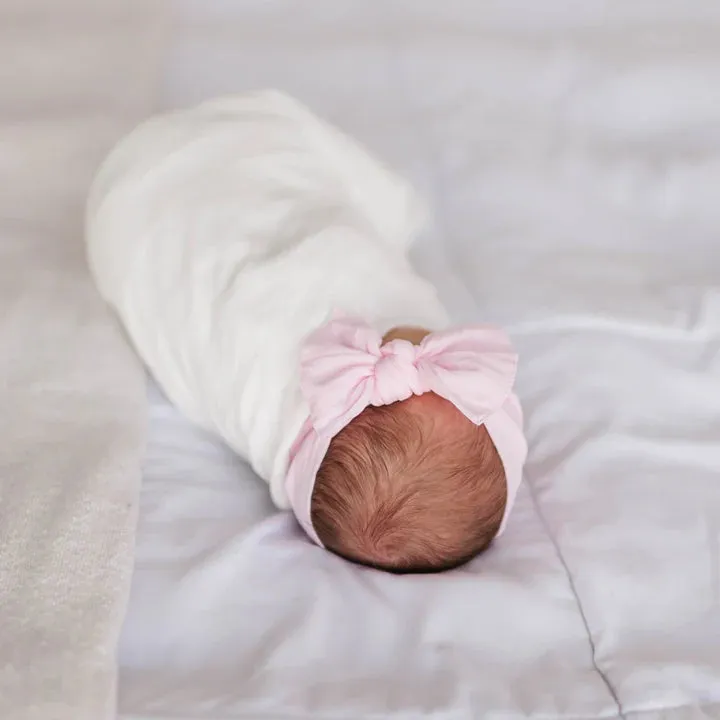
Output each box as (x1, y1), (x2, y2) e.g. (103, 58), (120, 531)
(525, 476), (627, 720)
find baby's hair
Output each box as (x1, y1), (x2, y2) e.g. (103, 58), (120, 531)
(311, 393), (506, 573)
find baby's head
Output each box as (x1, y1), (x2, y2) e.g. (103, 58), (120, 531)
(285, 316), (526, 573)
(311, 392), (507, 572)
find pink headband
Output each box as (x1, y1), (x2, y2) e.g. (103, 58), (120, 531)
(285, 316), (527, 546)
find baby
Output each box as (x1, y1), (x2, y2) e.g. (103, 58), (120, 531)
(86, 90), (527, 573)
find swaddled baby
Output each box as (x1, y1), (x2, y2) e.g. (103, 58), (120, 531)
(86, 90), (527, 573)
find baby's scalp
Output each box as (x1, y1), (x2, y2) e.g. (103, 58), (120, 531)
(310, 327), (507, 573)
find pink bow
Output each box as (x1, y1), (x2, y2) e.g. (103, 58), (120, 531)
(300, 316), (518, 436)
(286, 315), (527, 546)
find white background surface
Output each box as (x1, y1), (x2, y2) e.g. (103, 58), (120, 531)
(118, 2), (720, 718)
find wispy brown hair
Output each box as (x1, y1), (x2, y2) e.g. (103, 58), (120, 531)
(311, 393), (506, 573)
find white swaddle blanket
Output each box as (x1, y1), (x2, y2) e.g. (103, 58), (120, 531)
(86, 90), (449, 506)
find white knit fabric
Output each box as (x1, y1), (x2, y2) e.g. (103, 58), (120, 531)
(0, 2), (162, 718)
(86, 91), (448, 507)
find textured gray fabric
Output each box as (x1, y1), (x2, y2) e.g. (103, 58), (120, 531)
(0, 2), (164, 717)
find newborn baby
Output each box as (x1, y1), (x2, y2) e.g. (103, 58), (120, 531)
(86, 90), (527, 573)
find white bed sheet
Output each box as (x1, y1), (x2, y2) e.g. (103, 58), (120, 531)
(118, 2), (720, 718)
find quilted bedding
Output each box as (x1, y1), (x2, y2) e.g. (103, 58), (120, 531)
(119, 2), (720, 719)
(1, 1), (719, 719)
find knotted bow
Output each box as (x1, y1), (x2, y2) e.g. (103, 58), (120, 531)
(300, 316), (518, 437)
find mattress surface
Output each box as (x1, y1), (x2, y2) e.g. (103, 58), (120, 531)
(118, 2), (720, 718)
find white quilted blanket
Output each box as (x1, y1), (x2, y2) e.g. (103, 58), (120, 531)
(118, 2), (720, 719)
